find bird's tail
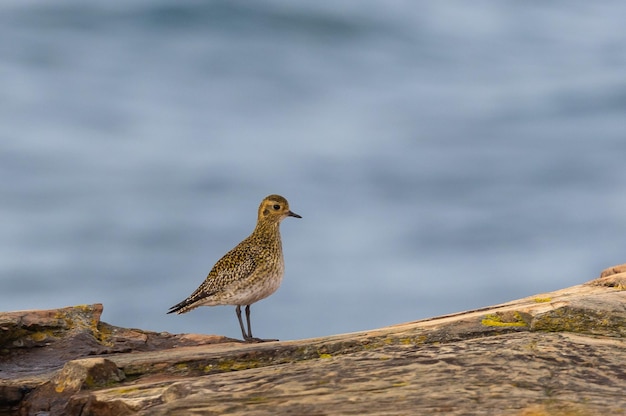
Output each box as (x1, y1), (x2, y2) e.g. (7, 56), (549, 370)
(167, 289), (216, 315)
(167, 298), (194, 314)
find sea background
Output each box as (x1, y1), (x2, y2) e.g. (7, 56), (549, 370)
(1, 1), (625, 341)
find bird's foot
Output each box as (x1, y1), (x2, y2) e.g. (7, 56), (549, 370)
(243, 336), (279, 343)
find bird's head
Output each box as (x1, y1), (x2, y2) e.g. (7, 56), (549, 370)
(258, 194), (301, 223)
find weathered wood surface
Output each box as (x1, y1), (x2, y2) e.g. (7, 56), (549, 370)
(2, 265), (626, 415)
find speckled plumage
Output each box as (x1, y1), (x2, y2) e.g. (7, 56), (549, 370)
(167, 194), (301, 342)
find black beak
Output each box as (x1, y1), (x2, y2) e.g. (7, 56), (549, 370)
(288, 211), (302, 218)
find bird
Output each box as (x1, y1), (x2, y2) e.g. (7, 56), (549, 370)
(167, 194), (301, 342)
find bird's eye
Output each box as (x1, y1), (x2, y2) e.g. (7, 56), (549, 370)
(273, 204), (280, 210)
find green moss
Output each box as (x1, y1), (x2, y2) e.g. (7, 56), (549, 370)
(481, 312), (528, 327)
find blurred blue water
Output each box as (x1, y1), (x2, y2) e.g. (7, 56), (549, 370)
(1, 1), (626, 340)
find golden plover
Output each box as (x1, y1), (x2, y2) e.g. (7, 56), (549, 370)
(167, 194), (301, 342)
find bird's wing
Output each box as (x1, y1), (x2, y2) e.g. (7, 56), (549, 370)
(200, 245), (259, 294)
(167, 244), (259, 314)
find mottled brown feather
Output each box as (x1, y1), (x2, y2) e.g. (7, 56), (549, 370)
(168, 195), (299, 316)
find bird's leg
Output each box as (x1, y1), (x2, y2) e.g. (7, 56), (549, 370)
(242, 304), (278, 343)
(236, 305), (248, 341)
(245, 304), (253, 339)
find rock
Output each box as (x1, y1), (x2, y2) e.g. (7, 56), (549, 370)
(1, 264), (626, 415)
(590, 264), (626, 289)
(598, 263), (626, 278)
(19, 358), (124, 416)
(0, 304), (234, 414)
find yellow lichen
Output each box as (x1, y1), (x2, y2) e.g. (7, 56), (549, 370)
(94, 324), (113, 346)
(30, 331), (49, 342)
(114, 387), (139, 395)
(481, 312), (527, 327)
(532, 307), (626, 337)
(518, 402), (592, 416)
(246, 396), (269, 404)
(319, 353), (332, 359)
(84, 375), (96, 388)
(533, 297), (552, 303)
(217, 359), (260, 372)
(414, 335), (429, 345)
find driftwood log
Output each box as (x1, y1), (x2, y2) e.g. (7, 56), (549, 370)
(1, 265), (626, 415)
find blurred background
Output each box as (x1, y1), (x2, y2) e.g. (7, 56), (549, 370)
(1, 1), (625, 341)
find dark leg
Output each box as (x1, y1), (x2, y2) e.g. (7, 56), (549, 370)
(235, 305), (247, 340)
(245, 305), (253, 339)
(239, 304), (278, 343)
